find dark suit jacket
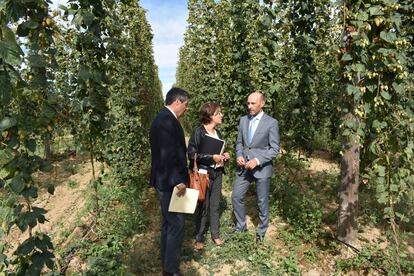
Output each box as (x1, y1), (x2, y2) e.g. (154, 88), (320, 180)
(150, 107), (189, 192)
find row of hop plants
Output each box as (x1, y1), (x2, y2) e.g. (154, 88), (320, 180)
(1, 0), (162, 274)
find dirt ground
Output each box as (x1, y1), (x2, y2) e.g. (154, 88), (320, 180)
(2, 157), (92, 256)
(3, 153), (412, 275)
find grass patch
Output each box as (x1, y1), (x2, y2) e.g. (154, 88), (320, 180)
(67, 180), (79, 189)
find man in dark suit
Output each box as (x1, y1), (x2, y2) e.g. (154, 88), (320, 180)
(150, 87), (189, 276)
(232, 91), (280, 242)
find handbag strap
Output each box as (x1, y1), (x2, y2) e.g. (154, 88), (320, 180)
(193, 153), (198, 171)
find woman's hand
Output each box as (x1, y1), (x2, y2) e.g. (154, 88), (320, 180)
(213, 154), (225, 163)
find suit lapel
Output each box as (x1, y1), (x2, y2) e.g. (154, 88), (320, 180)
(243, 116), (250, 144)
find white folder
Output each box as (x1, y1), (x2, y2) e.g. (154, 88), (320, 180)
(168, 187), (199, 214)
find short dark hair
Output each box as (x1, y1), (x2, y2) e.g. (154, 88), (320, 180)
(199, 102), (220, 125)
(165, 87), (189, 105)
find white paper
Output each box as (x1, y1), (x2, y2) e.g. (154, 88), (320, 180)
(198, 169), (208, 174)
(168, 187), (199, 214)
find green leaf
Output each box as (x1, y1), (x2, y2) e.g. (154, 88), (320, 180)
(392, 82), (404, 94)
(16, 238), (35, 256)
(378, 48), (392, 55)
(33, 207), (46, 225)
(363, 104), (371, 114)
(16, 20), (39, 37)
(377, 191), (388, 204)
(366, 84), (377, 92)
(377, 166), (386, 177)
(354, 63), (365, 72)
(25, 139), (37, 152)
(35, 234), (53, 252)
(0, 71), (13, 106)
(383, 206), (393, 216)
(0, 148), (14, 167)
(372, 120), (381, 128)
(10, 174), (25, 194)
(79, 66), (91, 80)
(24, 212), (37, 228)
(28, 55), (48, 68)
(42, 104), (56, 120)
(368, 6), (384, 16)
(380, 91), (391, 100)
(45, 253), (55, 269)
(40, 161), (53, 172)
(22, 186), (38, 199)
(0, 26), (23, 65)
(380, 31), (397, 43)
(30, 252), (44, 274)
(345, 119), (357, 129)
(390, 184), (398, 192)
(47, 185), (55, 195)
(390, 13), (402, 30)
(0, 117), (17, 131)
(32, 207), (47, 216)
(356, 12), (368, 21)
(396, 212), (408, 223)
(341, 53), (352, 61)
(346, 85), (359, 96)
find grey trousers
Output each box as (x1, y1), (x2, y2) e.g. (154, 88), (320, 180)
(231, 171), (270, 237)
(156, 189), (184, 274)
(195, 169), (223, 242)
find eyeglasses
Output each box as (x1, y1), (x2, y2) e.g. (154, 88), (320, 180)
(213, 111), (223, 116)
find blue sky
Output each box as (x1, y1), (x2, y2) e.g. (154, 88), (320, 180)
(51, 0), (188, 97)
(140, 0), (188, 96)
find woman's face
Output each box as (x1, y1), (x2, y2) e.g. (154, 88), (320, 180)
(211, 108), (223, 125)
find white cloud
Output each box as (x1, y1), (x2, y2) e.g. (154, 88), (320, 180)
(152, 20), (187, 44)
(154, 43), (183, 68)
(162, 82), (175, 96)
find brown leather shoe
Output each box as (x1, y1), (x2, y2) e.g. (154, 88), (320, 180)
(194, 241), (204, 250)
(213, 238), (223, 246)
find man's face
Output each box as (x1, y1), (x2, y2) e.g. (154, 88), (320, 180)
(247, 94), (264, 116)
(175, 99), (189, 118)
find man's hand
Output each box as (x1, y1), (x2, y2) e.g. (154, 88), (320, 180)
(245, 158), (258, 170)
(176, 183), (186, 197)
(223, 152), (230, 161)
(237, 156), (246, 167)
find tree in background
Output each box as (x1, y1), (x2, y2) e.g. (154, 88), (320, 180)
(1, 0), (162, 273)
(337, 1), (413, 273)
(177, 0), (413, 262)
(1, 1), (57, 273)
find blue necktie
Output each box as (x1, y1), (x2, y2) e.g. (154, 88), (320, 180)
(248, 117), (256, 144)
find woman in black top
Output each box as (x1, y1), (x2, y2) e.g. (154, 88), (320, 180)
(188, 102), (230, 250)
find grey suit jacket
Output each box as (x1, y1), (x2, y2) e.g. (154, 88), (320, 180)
(235, 113), (280, 178)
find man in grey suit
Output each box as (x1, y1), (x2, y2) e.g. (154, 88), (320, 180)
(232, 91), (280, 242)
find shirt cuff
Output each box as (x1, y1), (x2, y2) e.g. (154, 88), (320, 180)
(254, 157), (260, 165)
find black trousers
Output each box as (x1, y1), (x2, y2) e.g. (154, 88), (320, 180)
(195, 168), (223, 242)
(156, 189), (184, 274)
